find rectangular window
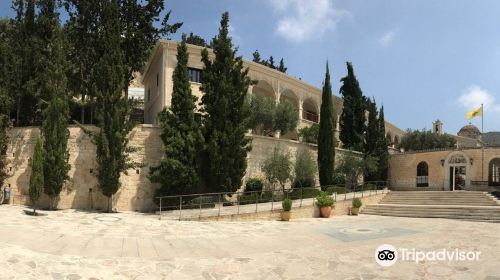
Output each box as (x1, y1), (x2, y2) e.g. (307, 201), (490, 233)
(147, 88), (151, 102)
(188, 68), (202, 83)
(156, 73), (159, 87)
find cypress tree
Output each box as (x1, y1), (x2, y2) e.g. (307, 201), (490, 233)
(150, 37), (203, 197)
(37, 0), (71, 210)
(93, 0), (135, 212)
(252, 50), (261, 63)
(317, 62), (336, 187)
(200, 12), (252, 193)
(29, 137), (44, 214)
(339, 62), (365, 151)
(278, 58), (287, 73)
(376, 106), (389, 181)
(0, 21), (13, 189)
(364, 98), (380, 181)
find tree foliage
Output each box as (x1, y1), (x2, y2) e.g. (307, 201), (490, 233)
(318, 63), (336, 186)
(251, 49), (287, 73)
(298, 123), (319, 144)
(375, 106), (389, 180)
(339, 62), (365, 151)
(293, 148), (317, 188)
(200, 12), (252, 193)
(37, 0), (71, 209)
(149, 37), (203, 197)
(262, 147), (293, 192)
(400, 129), (456, 151)
(185, 32), (206, 47)
(336, 152), (377, 188)
(29, 137), (44, 214)
(247, 95), (298, 136)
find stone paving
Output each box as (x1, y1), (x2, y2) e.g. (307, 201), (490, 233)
(1, 205), (500, 279)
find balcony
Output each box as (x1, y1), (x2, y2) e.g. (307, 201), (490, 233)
(302, 111), (318, 123)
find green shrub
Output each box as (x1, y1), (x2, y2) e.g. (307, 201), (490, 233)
(282, 198), (292, 211)
(332, 173), (346, 185)
(245, 177), (264, 193)
(352, 198), (362, 208)
(315, 191), (335, 208)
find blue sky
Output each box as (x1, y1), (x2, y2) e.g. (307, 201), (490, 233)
(1, 0), (499, 133)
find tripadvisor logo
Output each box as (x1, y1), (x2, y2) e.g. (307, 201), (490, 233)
(375, 244), (481, 267)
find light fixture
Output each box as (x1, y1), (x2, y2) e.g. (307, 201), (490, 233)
(470, 158), (473, 165)
(440, 159), (445, 166)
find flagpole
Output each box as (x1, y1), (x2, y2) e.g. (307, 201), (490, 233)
(481, 103), (484, 181)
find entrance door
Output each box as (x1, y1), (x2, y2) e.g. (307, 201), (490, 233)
(449, 166), (466, 191)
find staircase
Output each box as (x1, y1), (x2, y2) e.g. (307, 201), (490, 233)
(362, 191), (500, 223)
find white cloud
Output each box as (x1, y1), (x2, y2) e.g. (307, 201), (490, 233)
(458, 85), (500, 112)
(268, 0), (349, 43)
(378, 29), (398, 47)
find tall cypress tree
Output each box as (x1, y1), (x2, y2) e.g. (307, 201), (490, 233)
(0, 20), (13, 189)
(364, 98), (380, 181)
(37, 0), (71, 209)
(150, 37), (203, 197)
(339, 62), (365, 151)
(317, 62), (336, 187)
(200, 12), (252, 193)
(376, 106), (389, 181)
(29, 137), (44, 214)
(93, 0), (135, 212)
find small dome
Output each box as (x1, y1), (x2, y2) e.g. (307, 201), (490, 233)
(458, 124), (481, 139)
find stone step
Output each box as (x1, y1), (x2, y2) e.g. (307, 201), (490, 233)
(361, 212), (500, 223)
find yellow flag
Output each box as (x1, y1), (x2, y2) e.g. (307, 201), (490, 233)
(466, 107), (482, 120)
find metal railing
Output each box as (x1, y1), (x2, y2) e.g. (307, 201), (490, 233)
(156, 181), (389, 220)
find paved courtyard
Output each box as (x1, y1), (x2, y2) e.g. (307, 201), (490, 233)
(0, 205), (499, 279)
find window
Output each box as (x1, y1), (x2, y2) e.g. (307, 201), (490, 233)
(416, 161), (429, 187)
(188, 68), (202, 83)
(147, 88), (151, 102)
(156, 73), (159, 87)
(489, 158), (500, 186)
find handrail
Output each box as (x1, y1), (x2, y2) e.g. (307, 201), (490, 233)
(156, 181), (389, 220)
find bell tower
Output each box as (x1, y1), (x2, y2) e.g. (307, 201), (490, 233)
(433, 119), (443, 135)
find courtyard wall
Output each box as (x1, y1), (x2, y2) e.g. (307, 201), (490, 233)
(5, 125), (353, 212)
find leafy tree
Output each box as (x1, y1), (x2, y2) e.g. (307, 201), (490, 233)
(149, 37), (203, 198)
(274, 101), (298, 135)
(339, 62), (365, 151)
(318, 63), (336, 186)
(200, 12), (252, 193)
(185, 32), (206, 47)
(246, 95), (298, 136)
(400, 129), (456, 151)
(10, 0), (39, 126)
(336, 152), (377, 189)
(375, 106), (389, 180)
(262, 147), (293, 192)
(299, 123), (319, 144)
(252, 49), (261, 63)
(0, 20), (13, 189)
(293, 148), (317, 188)
(268, 56), (275, 69)
(119, 0), (182, 98)
(64, 0), (101, 124)
(29, 137), (44, 214)
(91, 0), (137, 212)
(278, 58), (287, 73)
(37, 0), (71, 209)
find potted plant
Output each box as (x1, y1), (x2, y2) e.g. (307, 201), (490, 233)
(281, 198), (292, 221)
(351, 198), (362, 215)
(315, 191), (335, 218)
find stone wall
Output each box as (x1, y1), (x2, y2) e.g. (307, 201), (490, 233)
(389, 147), (500, 190)
(6, 125), (355, 212)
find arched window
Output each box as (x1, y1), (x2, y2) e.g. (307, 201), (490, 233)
(489, 158), (500, 186)
(416, 161), (429, 187)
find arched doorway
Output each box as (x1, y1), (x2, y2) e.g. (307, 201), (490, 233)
(489, 158), (500, 186)
(302, 98), (319, 123)
(444, 152), (470, 191)
(416, 161), (429, 187)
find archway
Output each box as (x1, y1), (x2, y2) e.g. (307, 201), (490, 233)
(444, 152), (470, 191)
(279, 89), (300, 140)
(489, 158), (500, 186)
(252, 80), (275, 100)
(302, 98), (319, 123)
(416, 161), (429, 187)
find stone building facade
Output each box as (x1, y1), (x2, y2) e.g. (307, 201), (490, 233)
(142, 40), (405, 145)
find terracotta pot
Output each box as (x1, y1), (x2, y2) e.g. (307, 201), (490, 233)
(351, 207), (360, 216)
(320, 206), (332, 218)
(281, 211), (291, 221)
